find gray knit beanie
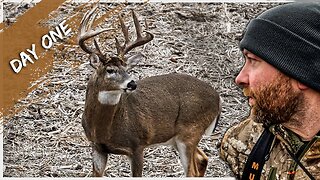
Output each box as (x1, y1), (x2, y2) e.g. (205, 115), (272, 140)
(240, 2), (320, 92)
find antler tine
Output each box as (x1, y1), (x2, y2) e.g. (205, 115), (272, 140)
(119, 14), (130, 44)
(94, 38), (103, 56)
(78, 4), (113, 57)
(117, 10), (154, 59)
(78, 5), (98, 54)
(115, 37), (122, 56)
(115, 14), (129, 57)
(144, 18), (149, 30)
(79, 5), (97, 33)
(132, 10), (142, 39)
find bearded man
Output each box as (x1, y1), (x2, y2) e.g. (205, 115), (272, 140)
(220, 2), (320, 180)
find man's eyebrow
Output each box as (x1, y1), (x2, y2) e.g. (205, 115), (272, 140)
(242, 49), (251, 57)
(242, 51), (249, 59)
(243, 50), (260, 60)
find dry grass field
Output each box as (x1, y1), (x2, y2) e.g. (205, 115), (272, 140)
(2, 1), (282, 177)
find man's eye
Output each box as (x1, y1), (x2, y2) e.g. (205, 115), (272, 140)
(247, 57), (258, 64)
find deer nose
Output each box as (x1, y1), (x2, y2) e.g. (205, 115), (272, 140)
(127, 80), (137, 90)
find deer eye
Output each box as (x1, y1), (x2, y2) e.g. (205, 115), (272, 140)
(106, 69), (116, 74)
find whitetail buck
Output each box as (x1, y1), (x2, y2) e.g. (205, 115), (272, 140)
(79, 5), (221, 177)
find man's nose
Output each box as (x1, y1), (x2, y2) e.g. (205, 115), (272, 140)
(235, 68), (249, 87)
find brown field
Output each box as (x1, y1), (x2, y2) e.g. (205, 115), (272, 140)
(2, 2), (282, 177)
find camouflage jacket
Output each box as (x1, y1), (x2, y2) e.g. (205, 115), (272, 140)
(220, 118), (320, 180)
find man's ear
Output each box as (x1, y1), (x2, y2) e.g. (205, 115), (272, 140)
(126, 53), (144, 70)
(89, 53), (101, 69)
(297, 82), (309, 90)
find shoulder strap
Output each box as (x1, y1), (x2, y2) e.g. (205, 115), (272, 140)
(241, 128), (275, 180)
(284, 144), (315, 180)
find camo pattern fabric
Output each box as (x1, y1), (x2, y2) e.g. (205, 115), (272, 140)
(220, 118), (320, 180)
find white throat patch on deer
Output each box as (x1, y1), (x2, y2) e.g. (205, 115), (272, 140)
(98, 78), (135, 105)
(98, 90), (122, 105)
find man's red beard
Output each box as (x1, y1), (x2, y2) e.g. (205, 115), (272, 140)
(243, 74), (306, 127)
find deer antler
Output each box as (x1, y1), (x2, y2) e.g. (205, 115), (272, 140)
(78, 4), (113, 60)
(115, 10), (154, 60)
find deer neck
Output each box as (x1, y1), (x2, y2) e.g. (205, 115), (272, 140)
(84, 86), (126, 142)
(87, 75), (125, 116)
(94, 88), (124, 120)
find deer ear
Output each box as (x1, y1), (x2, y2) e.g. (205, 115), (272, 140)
(89, 53), (101, 69)
(126, 53), (144, 70)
